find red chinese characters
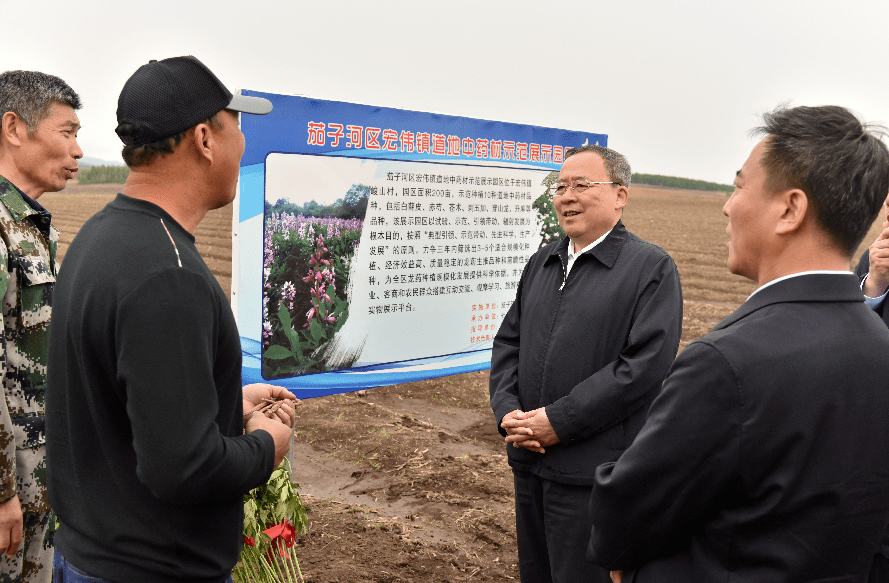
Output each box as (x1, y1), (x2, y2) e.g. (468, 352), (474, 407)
(417, 132), (431, 154)
(516, 142), (529, 161)
(400, 130), (415, 152)
(475, 139), (489, 158)
(447, 135), (461, 156)
(431, 134), (447, 155)
(365, 127), (382, 150)
(503, 141), (516, 160)
(540, 145), (552, 163)
(327, 123), (344, 147)
(307, 121), (325, 146)
(470, 302), (500, 343)
(346, 125), (363, 148)
(382, 129), (398, 151)
(303, 121), (577, 166)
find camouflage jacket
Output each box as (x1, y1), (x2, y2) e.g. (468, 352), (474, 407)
(0, 176), (58, 501)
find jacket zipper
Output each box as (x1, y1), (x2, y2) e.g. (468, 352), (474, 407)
(535, 252), (567, 411)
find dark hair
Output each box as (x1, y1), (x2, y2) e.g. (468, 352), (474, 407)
(564, 144), (632, 187)
(754, 105), (889, 255)
(120, 113), (222, 168)
(0, 70), (81, 135)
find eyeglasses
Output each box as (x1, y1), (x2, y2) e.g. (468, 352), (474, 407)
(548, 179), (616, 197)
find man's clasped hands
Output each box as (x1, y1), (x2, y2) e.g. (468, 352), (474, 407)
(500, 407), (561, 453)
(502, 407), (623, 583)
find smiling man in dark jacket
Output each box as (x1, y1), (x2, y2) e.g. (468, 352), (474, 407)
(489, 144), (683, 583)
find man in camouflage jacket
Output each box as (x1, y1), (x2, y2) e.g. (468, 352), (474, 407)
(0, 71), (81, 583)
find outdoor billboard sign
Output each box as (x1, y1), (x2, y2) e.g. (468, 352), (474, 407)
(234, 91), (607, 397)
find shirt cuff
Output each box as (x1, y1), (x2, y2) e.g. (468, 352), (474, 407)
(862, 273), (889, 309)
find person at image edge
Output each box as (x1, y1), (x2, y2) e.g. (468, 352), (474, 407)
(591, 105), (889, 582)
(0, 70), (82, 583)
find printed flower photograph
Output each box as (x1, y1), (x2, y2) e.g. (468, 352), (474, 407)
(261, 181), (367, 379)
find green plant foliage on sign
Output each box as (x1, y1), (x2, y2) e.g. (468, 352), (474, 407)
(263, 214), (362, 378)
(533, 171), (564, 248)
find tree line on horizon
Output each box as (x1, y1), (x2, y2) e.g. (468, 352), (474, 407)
(631, 173), (734, 194)
(78, 165), (130, 185)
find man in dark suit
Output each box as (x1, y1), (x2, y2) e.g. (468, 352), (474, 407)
(589, 105), (889, 582)
(855, 204), (889, 581)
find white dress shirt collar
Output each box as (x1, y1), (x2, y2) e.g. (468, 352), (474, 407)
(747, 270), (853, 301)
(565, 228), (613, 278)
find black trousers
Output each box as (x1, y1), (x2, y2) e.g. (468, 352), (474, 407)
(513, 470), (611, 583)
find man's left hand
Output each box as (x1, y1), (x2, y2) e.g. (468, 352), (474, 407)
(243, 383), (299, 428)
(501, 407), (560, 453)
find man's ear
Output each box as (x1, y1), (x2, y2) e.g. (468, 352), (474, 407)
(191, 122), (214, 165)
(614, 185), (629, 210)
(0, 112), (26, 148)
(775, 188), (808, 235)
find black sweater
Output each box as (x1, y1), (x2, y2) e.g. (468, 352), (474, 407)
(46, 194), (274, 583)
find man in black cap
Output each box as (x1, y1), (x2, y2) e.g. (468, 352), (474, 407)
(45, 56), (296, 583)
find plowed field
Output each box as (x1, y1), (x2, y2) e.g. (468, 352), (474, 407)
(41, 183), (881, 582)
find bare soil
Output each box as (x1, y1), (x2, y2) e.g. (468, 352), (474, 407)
(40, 183), (882, 582)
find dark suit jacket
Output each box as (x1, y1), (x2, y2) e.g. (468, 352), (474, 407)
(855, 252), (889, 563)
(588, 273), (889, 581)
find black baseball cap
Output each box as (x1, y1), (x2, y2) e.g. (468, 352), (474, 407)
(115, 55), (272, 147)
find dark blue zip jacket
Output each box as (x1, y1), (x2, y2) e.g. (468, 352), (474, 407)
(490, 220), (682, 484)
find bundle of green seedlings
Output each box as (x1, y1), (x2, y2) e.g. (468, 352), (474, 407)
(234, 398), (308, 583)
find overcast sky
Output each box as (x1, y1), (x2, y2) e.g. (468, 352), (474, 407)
(3, 0), (888, 185)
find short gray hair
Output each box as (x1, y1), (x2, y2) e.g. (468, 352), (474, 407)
(564, 144), (632, 187)
(0, 70), (81, 135)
